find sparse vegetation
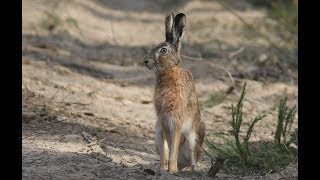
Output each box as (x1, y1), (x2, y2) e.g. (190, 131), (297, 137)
(65, 17), (79, 29)
(200, 92), (226, 108)
(205, 82), (298, 175)
(40, 11), (80, 32)
(40, 11), (61, 31)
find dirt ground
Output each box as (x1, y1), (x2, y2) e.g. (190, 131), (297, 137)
(22, 0), (297, 179)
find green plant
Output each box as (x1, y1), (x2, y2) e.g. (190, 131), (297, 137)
(229, 82), (266, 164)
(274, 96), (297, 146)
(205, 82), (297, 175)
(287, 128), (298, 146)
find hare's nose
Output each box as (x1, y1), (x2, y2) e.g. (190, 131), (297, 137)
(144, 59), (149, 64)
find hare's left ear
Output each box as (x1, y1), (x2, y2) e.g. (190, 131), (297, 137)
(172, 13), (186, 52)
(165, 12), (174, 43)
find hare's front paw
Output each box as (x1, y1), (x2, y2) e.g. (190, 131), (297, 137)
(160, 161), (168, 170)
(168, 164), (179, 173)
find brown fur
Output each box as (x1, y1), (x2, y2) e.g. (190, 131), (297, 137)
(143, 12), (205, 173)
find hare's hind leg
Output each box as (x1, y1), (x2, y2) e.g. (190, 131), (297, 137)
(187, 131), (197, 170)
(155, 120), (169, 170)
(195, 121), (205, 161)
(185, 126), (204, 171)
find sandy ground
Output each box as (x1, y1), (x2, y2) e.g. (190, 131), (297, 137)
(22, 0), (297, 179)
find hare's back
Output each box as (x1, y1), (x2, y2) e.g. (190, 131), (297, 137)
(180, 69), (200, 113)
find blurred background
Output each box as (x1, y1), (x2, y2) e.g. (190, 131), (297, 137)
(22, 0), (297, 179)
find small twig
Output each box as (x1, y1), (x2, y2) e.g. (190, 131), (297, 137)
(99, 137), (107, 143)
(59, 101), (90, 106)
(195, 139), (214, 162)
(96, 116), (110, 120)
(150, 148), (160, 159)
(84, 135), (106, 148)
(228, 46), (247, 59)
(81, 131), (93, 143)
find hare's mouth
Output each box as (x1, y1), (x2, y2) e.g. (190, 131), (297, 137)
(145, 63), (153, 70)
(143, 58), (154, 70)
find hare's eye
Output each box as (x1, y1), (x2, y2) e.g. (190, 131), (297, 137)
(160, 48), (167, 54)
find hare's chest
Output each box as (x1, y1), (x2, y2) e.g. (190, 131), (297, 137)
(154, 87), (184, 114)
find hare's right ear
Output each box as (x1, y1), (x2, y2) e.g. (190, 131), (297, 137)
(165, 12), (174, 43)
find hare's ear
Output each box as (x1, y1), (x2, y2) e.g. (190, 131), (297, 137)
(165, 12), (174, 43)
(173, 13), (186, 52)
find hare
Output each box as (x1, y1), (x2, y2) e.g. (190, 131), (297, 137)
(143, 12), (205, 173)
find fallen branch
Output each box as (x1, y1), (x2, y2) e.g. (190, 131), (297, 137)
(207, 157), (227, 178)
(195, 139), (226, 177)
